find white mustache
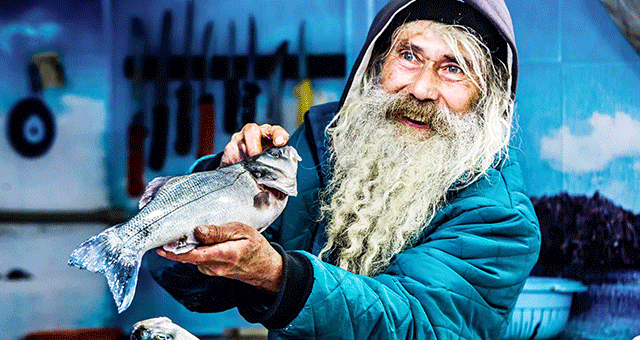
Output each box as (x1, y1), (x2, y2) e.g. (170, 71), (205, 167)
(383, 92), (474, 138)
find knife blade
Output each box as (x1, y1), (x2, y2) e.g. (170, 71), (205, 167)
(149, 10), (172, 171)
(174, 0), (194, 156)
(223, 20), (240, 134)
(196, 21), (215, 158)
(126, 16), (148, 197)
(293, 20), (313, 127)
(266, 41), (288, 126)
(240, 15), (260, 126)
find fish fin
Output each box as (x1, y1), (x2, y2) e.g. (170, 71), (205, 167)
(163, 233), (198, 254)
(68, 225), (142, 313)
(139, 176), (174, 209)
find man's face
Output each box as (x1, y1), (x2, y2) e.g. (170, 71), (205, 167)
(380, 23), (479, 132)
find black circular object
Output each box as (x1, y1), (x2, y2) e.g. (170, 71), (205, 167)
(7, 98), (55, 158)
(6, 268), (32, 281)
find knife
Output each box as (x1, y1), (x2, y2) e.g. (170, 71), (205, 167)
(223, 21), (240, 134)
(239, 16), (260, 126)
(174, 0), (194, 156)
(196, 21), (215, 158)
(266, 41), (288, 126)
(126, 17), (148, 197)
(293, 21), (313, 127)
(149, 10), (172, 171)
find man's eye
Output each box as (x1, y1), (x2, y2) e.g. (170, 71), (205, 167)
(446, 65), (462, 74)
(401, 52), (416, 62)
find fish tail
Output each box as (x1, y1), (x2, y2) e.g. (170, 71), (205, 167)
(68, 225), (141, 313)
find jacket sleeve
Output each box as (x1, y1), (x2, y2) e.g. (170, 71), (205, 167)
(270, 200), (540, 340)
(145, 248), (273, 313)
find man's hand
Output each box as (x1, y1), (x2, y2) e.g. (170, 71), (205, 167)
(156, 223), (283, 293)
(221, 123), (289, 167)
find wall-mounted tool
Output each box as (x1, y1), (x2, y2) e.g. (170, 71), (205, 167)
(266, 41), (288, 126)
(174, 0), (194, 156)
(196, 21), (215, 158)
(223, 21), (240, 134)
(6, 61), (56, 158)
(126, 17), (148, 197)
(31, 52), (65, 88)
(293, 21), (313, 127)
(149, 10), (172, 171)
(239, 16), (260, 126)
(124, 52), (346, 82)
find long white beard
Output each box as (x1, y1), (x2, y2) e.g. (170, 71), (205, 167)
(320, 86), (498, 276)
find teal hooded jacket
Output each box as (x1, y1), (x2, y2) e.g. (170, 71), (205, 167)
(147, 0), (541, 338)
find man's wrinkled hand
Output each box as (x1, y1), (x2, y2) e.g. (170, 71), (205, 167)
(157, 223), (283, 293)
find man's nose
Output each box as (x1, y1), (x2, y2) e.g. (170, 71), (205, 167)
(407, 67), (440, 102)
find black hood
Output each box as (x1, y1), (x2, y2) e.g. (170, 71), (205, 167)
(339, 0), (518, 107)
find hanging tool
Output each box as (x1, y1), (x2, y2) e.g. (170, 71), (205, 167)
(31, 52), (65, 88)
(196, 21), (215, 158)
(175, 0), (194, 156)
(293, 21), (313, 126)
(6, 62), (55, 158)
(239, 16), (260, 126)
(149, 10), (172, 171)
(126, 17), (148, 197)
(223, 21), (240, 134)
(266, 41), (288, 126)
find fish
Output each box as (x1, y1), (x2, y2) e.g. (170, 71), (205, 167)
(68, 146), (301, 313)
(131, 317), (200, 340)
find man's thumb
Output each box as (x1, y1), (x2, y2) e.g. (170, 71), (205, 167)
(195, 225), (217, 244)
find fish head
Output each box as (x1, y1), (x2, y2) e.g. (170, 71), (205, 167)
(245, 146), (301, 197)
(131, 317), (200, 340)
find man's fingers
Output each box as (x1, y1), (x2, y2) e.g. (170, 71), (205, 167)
(195, 223), (253, 244)
(156, 247), (198, 263)
(244, 124), (289, 156)
(242, 123), (263, 157)
(258, 124), (289, 147)
(221, 133), (245, 166)
(156, 239), (238, 267)
(220, 124), (289, 167)
(273, 126), (289, 147)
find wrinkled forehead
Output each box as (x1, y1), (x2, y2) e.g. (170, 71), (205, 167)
(389, 21), (452, 52)
(386, 21), (476, 63)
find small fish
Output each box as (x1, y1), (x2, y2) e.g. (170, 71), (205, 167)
(131, 317), (200, 340)
(69, 146), (301, 313)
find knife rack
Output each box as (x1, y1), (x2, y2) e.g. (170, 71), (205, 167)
(123, 54), (346, 81)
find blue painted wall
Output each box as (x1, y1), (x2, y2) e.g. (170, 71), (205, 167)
(509, 0), (640, 211)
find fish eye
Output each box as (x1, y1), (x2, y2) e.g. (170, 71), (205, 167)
(251, 168), (270, 179)
(268, 148), (282, 157)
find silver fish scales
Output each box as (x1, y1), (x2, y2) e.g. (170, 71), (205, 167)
(69, 146), (301, 313)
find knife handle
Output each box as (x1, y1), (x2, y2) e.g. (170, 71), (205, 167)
(126, 115), (148, 197)
(149, 103), (169, 171)
(240, 82), (260, 126)
(175, 83), (193, 156)
(224, 78), (240, 134)
(294, 79), (313, 126)
(197, 93), (215, 158)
